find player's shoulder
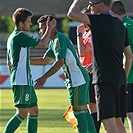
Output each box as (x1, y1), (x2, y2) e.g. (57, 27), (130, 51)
(20, 31), (32, 37)
(56, 32), (68, 40)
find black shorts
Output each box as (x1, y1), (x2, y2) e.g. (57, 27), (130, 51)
(94, 83), (127, 121)
(89, 73), (96, 103)
(126, 84), (133, 112)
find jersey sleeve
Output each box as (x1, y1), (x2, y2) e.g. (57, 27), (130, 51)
(55, 36), (68, 59)
(124, 23), (133, 46)
(44, 47), (55, 59)
(16, 32), (40, 48)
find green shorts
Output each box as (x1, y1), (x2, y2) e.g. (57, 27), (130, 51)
(68, 81), (90, 106)
(12, 85), (38, 108)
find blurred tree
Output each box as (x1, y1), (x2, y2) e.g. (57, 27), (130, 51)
(0, 16), (70, 33)
(61, 17), (70, 37)
(0, 16), (14, 33)
(0, 15), (39, 33)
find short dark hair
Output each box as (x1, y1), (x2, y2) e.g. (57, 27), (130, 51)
(12, 8), (32, 26)
(103, 0), (112, 7)
(111, 1), (126, 15)
(37, 15), (55, 23)
(95, 0), (112, 7)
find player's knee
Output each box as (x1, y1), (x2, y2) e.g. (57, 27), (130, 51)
(29, 106), (39, 115)
(16, 108), (29, 118)
(88, 102), (97, 113)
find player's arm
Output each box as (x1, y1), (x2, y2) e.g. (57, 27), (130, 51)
(42, 58), (64, 78)
(7, 60), (11, 74)
(77, 25), (92, 57)
(34, 58), (64, 89)
(30, 56), (53, 66)
(38, 18), (56, 47)
(123, 45), (133, 78)
(67, 0), (91, 25)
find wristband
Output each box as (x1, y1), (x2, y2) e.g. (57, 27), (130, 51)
(77, 33), (83, 37)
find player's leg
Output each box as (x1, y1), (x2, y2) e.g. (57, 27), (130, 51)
(3, 109), (27, 133)
(115, 117), (126, 133)
(115, 84), (127, 133)
(126, 84), (133, 133)
(102, 117), (118, 132)
(69, 83), (96, 133)
(89, 103), (101, 133)
(88, 74), (101, 133)
(94, 83), (125, 133)
(26, 86), (38, 133)
(74, 110), (89, 133)
(3, 85), (29, 133)
(127, 113), (133, 133)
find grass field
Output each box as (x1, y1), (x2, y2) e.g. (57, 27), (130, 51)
(0, 89), (130, 133)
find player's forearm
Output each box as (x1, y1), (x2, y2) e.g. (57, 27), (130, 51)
(123, 45), (133, 77)
(43, 59), (64, 79)
(77, 36), (86, 56)
(38, 28), (51, 47)
(124, 57), (132, 78)
(7, 61), (11, 74)
(77, 37), (92, 56)
(30, 57), (46, 65)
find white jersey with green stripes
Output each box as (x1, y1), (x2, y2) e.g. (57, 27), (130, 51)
(7, 29), (40, 86)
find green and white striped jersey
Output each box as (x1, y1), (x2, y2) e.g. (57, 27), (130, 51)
(45, 32), (89, 88)
(7, 29), (40, 86)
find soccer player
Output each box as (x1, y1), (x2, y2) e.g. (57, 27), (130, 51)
(111, 1), (133, 133)
(30, 14), (96, 133)
(67, 0), (132, 132)
(4, 8), (55, 133)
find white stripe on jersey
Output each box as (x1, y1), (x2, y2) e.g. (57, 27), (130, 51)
(15, 47), (28, 85)
(65, 49), (86, 87)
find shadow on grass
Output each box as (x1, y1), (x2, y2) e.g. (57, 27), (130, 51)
(0, 108), (70, 128)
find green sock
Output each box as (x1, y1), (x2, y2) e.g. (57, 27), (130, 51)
(3, 114), (24, 133)
(74, 110), (89, 133)
(26, 115), (38, 133)
(85, 111), (97, 133)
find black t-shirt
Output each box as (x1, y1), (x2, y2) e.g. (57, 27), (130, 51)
(88, 14), (129, 86)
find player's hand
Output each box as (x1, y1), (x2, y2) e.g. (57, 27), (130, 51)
(46, 17), (56, 30)
(77, 24), (85, 34)
(34, 76), (47, 89)
(85, 63), (93, 74)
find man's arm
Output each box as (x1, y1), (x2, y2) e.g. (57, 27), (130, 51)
(123, 45), (133, 78)
(77, 24), (92, 56)
(38, 18), (56, 47)
(30, 56), (53, 66)
(7, 60), (11, 74)
(67, 0), (90, 25)
(34, 58), (64, 89)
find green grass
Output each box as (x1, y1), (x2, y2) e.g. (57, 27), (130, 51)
(0, 89), (130, 133)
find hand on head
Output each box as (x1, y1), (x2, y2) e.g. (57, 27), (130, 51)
(46, 17), (56, 30)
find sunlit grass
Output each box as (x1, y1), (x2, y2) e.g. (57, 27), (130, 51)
(0, 89), (130, 133)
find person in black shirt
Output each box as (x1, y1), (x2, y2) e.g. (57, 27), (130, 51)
(67, 0), (132, 132)
(111, 1), (133, 133)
